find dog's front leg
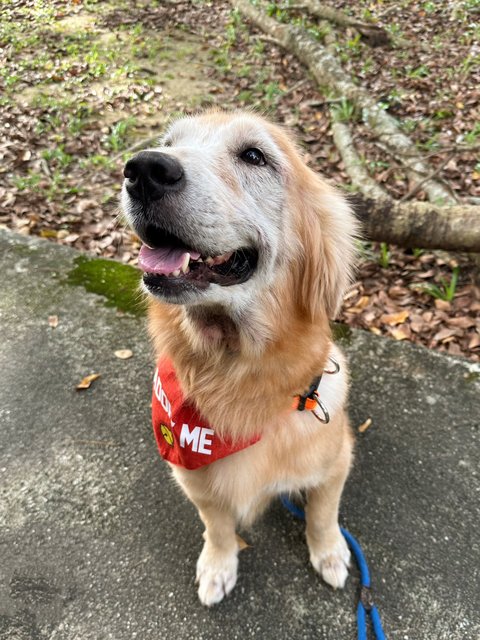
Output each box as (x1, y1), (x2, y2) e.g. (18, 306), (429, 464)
(305, 446), (352, 589)
(195, 502), (239, 606)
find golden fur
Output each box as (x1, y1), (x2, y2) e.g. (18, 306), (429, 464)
(126, 110), (359, 605)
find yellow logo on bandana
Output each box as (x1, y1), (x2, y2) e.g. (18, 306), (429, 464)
(160, 424), (174, 446)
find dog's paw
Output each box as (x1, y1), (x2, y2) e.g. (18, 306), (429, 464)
(196, 545), (238, 606)
(309, 532), (350, 589)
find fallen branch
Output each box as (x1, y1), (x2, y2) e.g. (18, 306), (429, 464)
(331, 118), (479, 251)
(352, 196), (480, 252)
(230, 0), (455, 204)
(331, 119), (388, 201)
(284, 1), (392, 47)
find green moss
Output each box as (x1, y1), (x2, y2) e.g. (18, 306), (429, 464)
(331, 322), (353, 346)
(463, 371), (480, 383)
(66, 255), (146, 316)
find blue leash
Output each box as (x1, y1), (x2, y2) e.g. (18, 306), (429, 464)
(280, 496), (386, 640)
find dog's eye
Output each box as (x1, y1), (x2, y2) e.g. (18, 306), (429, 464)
(239, 148), (266, 166)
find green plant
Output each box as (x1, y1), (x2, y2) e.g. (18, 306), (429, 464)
(262, 81), (282, 105)
(413, 266), (460, 302)
(361, 56), (374, 75)
(422, 1), (436, 13)
(307, 22), (331, 42)
(80, 155), (115, 170)
(347, 33), (362, 52)
(433, 108), (454, 120)
(402, 118), (418, 133)
(355, 240), (376, 262)
(378, 242), (390, 268)
(266, 4), (288, 21)
(237, 90), (253, 102)
(330, 98), (357, 123)
(41, 146), (73, 168)
(106, 118), (137, 152)
(12, 172), (43, 190)
(405, 65), (430, 79)
(464, 122), (480, 145)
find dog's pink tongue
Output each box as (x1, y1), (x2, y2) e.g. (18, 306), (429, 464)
(138, 244), (200, 275)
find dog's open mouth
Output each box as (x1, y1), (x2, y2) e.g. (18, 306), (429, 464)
(137, 228), (258, 294)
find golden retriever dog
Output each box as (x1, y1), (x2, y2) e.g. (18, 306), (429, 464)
(121, 110), (358, 606)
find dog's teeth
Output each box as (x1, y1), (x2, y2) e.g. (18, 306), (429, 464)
(205, 257), (214, 265)
(181, 253), (190, 273)
(172, 269), (181, 277)
(213, 251), (233, 265)
(184, 266), (190, 274)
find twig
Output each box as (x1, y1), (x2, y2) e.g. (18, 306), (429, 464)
(282, 77), (309, 97)
(113, 134), (161, 161)
(256, 34), (284, 47)
(399, 154), (456, 203)
(373, 137), (480, 159)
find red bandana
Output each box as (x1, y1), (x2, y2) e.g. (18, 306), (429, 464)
(152, 358), (261, 470)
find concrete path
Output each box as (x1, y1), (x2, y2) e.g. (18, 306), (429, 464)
(0, 229), (479, 640)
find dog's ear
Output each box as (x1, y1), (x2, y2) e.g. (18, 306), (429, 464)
(291, 169), (358, 321)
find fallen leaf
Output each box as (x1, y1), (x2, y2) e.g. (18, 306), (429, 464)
(48, 315), (58, 328)
(40, 229), (58, 239)
(410, 321), (425, 334)
(343, 287), (360, 301)
(347, 295), (370, 314)
(435, 299), (451, 311)
(432, 328), (459, 343)
(76, 373), (101, 390)
(358, 417), (372, 433)
(114, 349), (133, 359)
(391, 327), (410, 340)
(369, 327), (382, 335)
(388, 285), (410, 298)
(236, 534), (251, 551)
(63, 233), (79, 244)
(356, 295), (370, 309)
(417, 269), (436, 279)
(468, 333), (480, 350)
(380, 310), (409, 326)
(446, 316), (476, 329)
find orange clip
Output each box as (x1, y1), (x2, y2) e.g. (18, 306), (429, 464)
(292, 394), (318, 411)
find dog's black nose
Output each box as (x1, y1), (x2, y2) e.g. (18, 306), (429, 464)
(123, 151), (184, 202)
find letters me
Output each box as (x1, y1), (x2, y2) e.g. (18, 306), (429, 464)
(180, 424), (214, 455)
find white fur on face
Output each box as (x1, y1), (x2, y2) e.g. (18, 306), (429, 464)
(122, 114), (294, 312)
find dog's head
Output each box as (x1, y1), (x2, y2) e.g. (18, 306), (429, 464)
(121, 111), (357, 346)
